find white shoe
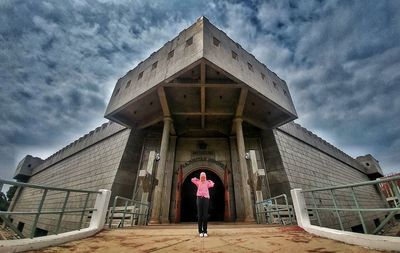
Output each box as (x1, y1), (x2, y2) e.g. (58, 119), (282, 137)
(199, 233), (204, 237)
(203, 233), (208, 237)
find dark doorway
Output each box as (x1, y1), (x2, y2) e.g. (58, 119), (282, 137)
(180, 169), (224, 222)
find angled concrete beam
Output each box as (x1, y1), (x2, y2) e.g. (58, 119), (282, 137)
(231, 88), (248, 134)
(157, 87), (176, 135)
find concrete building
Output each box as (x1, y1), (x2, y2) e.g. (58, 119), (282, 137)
(9, 17), (386, 237)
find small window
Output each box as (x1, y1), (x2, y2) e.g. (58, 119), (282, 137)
(231, 50), (238, 60)
(247, 62), (253, 72)
(34, 227), (48, 237)
(168, 50), (174, 59)
(261, 73), (265, 80)
(125, 80), (131, 89)
(17, 222), (25, 232)
(283, 89), (288, 96)
(366, 163), (370, 166)
(138, 71), (143, 80)
(213, 37), (220, 47)
(152, 61), (158, 70)
(186, 37), (193, 46)
(114, 88), (120, 96)
(273, 81), (278, 89)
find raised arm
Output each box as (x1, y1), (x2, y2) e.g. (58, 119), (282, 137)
(191, 177), (199, 186)
(207, 180), (215, 188)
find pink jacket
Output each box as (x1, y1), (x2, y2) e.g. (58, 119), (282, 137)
(191, 177), (215, 198)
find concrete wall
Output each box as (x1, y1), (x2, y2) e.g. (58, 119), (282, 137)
(105, 17), (205, 116)
(262, 123), (387, 232)
(10, 124), (134, 237)
(202, 18), (296, 116)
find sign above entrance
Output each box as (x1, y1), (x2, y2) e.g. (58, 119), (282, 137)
(182, 157), (225, 169)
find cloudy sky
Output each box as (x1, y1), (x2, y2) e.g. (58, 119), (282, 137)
(1, 0), (399, 182)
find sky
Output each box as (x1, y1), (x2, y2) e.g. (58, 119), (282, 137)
(0, 0), (399, 182)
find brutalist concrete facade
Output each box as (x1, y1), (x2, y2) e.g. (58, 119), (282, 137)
(9, 17), (386, 236)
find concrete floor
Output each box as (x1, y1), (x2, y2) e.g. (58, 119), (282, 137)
(29, 223), (389, 253)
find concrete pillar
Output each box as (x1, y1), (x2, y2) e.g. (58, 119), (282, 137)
(150, 117), (172, 224)
(229, 137), (244, 221)
(234, 117), (255, 222)
(161, 136), (177, 223)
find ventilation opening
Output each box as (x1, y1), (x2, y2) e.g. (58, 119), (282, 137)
(186, 37), (193, 46)
(168, 50), (174, 59)
(152, 61), (158, 70)
(213, 37), (220, 47)
(247, 62), (253, 72)
(231, 50), (238, 60)
(138, 71), (143, 80)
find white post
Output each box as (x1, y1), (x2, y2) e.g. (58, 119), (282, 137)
(290, 188), (310, 227)
(89, 189), (111, 230)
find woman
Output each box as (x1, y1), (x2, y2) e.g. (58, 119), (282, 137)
(191, 171), (215, 237)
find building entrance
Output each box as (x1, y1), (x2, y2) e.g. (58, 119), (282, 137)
(180, 169), (225, 222)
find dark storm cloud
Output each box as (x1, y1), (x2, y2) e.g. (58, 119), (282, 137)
(0, 0), (399, 182)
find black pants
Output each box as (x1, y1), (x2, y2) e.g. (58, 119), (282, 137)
(196, 196), (209, 233)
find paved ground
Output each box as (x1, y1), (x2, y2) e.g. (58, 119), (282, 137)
(30, 223), (389, 253)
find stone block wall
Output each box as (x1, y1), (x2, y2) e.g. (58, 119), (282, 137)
(262, 123), (388, 233)
(10, 124), (133, 237)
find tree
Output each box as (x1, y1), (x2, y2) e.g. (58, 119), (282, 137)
(0, 192), (8, 211)
(6, 185), (17, 203)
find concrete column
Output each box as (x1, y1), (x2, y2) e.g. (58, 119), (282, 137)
(161, 136), (177, 223)
(234, 117), (255, 222)
(150, 117), (172, 224)
(229, 137), (244, 221)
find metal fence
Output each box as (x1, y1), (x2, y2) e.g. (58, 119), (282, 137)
(108, 196), (150, 228)
(0, 179), (100, 239)
(255, 194), (294, 225)
(302, 175), (400, 234)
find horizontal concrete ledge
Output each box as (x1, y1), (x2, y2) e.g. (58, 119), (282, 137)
(303, 225), (400, 252)
(0, 227), (101, 253)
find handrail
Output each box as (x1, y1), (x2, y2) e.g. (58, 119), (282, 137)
(0, 178), (100, 239)
(302, 175), (400, 193)
(301, 175), (400, 235)
(0, 179), (99, 194)
(255, 194), (293, 225)
(108, 196), (150, 228)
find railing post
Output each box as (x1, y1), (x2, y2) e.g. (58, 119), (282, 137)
(109, 196), (118, 228)
(390, 181), (400, 207)
(30, 189), (48, 238)
(330, 189), (344, 231)
(79, 192), (90, 230)
(283, 194), (293, 225)
(350, 187), (368, 234)
(274, 198), (281, 224)
(55, 191), (70, 234)
(89, 189), (111, 230)
(310, 192), (322, 226)
(121, 199), (129, 228)
(290, 189), (310, 227)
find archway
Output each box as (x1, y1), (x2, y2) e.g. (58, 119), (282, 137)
(180, 169), (225, 222)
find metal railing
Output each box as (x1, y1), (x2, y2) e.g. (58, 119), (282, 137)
(255, 194), (294, 225)
(302, 175), (400, 234)
(0, 179), (100, 239)
(108, 196), (150, 228)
